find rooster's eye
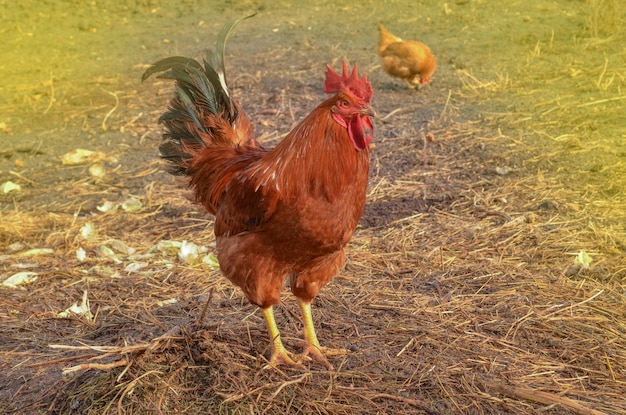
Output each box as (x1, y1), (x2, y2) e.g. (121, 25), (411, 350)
(338, 99), (350, 109)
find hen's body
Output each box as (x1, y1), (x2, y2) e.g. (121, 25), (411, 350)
(378, 23), (436, 88)
(143, 16), (373, 368)
(214, 100), (370, 308)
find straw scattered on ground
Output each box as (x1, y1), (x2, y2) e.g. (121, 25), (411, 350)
(1, 1), (625, 414)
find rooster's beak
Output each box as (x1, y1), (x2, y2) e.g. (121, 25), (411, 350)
(360, 105), (377, 118)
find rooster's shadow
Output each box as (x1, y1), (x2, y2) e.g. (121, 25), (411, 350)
(360, 194), (453, 228)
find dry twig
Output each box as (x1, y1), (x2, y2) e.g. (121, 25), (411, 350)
(485, 382), (610, 415)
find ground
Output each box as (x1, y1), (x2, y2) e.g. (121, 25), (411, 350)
(1, 0), (625, 414)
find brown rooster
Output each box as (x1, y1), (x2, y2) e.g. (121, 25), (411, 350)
(142, 16), (374, 369)
(377, 23), (436, 88)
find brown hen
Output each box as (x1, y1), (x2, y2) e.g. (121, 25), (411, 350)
(378, 23), (436, 88)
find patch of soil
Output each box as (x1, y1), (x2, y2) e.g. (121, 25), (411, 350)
(1, 1), (625, 414)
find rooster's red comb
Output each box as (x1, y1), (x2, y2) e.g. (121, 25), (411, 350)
(324, 62), (373, 104)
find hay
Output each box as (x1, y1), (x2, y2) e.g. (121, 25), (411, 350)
(2, 107), (624, 413)
(1, 1), (625, 414)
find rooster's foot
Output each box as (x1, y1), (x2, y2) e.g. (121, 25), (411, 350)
(301, 345), (348, 370)
(263, 348), (303, 370)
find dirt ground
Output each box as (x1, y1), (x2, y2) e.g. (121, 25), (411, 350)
(1, 0), (625, 414)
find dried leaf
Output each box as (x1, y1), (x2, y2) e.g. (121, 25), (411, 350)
(124, 262), (148, 273)
(81, 223), (97, 240)
(2, 271), (39, 288)
(575, 251), (593, 269)
(1, 181), (21, 194)
(97, 201), (117, 213)
(179, 240), (200, 264)
(121, 197), (143, 213)
(96, 245), (122, 263)
(76, 247), (87, 262)
(61, 149), (117, 165)
(58, 291), (94, 321)
(86, 265), (121, 279)
(110, 240), (136, 255)
(202, 252), (220, 270)
(15, 248), (54, 257)
(156, 240), (182, 255)
(156, 298), (177, 307)
(495, 166), (511, 175)
(88, 162), (106, 178)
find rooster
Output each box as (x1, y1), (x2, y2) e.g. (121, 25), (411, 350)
(142, 16), (374, 369)
(377, 23), (436, 88)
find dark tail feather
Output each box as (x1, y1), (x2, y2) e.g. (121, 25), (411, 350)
(210, 13), (256, 119)
(142, 14), (256, 175)
(158, 140), (193, 176)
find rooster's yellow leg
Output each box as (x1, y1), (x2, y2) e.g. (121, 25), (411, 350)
(262, 306), (298, 368)
(297, 298), (347, 369)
